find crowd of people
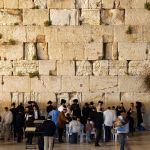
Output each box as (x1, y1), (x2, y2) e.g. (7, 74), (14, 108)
(0, 99), (145, 150)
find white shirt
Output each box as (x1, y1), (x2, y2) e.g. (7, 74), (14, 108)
(2, 111), (13, 125)
(103, 109), (116, 126)
(69, 120), (80, 134)
(58, 105), (64, 112)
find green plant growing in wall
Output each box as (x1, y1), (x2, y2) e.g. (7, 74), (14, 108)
(44, 20), (52, 27)
(29, 71), (39, 78)
(9, 39), (16, 45)
(32, 54), (38, 60)
(145, 2), (150, 10)
(126, 26), (133, 34)
(0, 33), (2, 39)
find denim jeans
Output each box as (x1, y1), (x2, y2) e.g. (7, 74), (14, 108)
(118, 133), (127, 150)
(86, 131), (91, 143)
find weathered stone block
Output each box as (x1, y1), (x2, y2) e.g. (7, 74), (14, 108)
(85, 42), (103, 60)
(57, 93), (69, 103)
(37, 43), (48, 60)
(76, 61), (92, 76)
(118, 76), (146, 92)
(0, 92), (11, 113)
(26, 26), (44, 42)
(129, 61), (150, 75)
(11, 92), (24, 105)
(19, 0), (34, 8)
(126, 9), (150, 25)
(0, 43), (23, 60)
(47, 0), (75, 8)
(118, 42), (147, 60)
(82, 92), (104, 103)
(3, 76), (30, 92)
(34, 0), (47, 9)
(57, 60), (75, 76)
(114, 25), (143, 42)
(109, 60), (127, 75)
(89, 0), (102, 9)
(24, 43), (37, 60)
(62, 76), (89, 92)
(0, 76), (2, 93)
(4, 0), (19, 9)
(102, 0), (114, 8)
(76, 0), (88, 9)
(81, 9), (100, 25)
(23, 9), (49, 25)
(39, 60), (56, 75)
(90, 76), (118, 92)
(0, 61), (12, 75)
(143, 26), (150, 42)
(48, 42), (62, 60)
(50, 9), (78, 25)
(0, 26), (26, 42)
(13, 60), (38, 75)
(101, 9), (125, 25)
(31, 76), (61, 92)
(105, 92), (120, 107)
(0, 10), (22, 25)
(0, 0), (3, 8)
(69, 92), (82, 104)
(93, 60), (108, 76)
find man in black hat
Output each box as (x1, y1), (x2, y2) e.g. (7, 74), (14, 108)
(46, 101), (53, 114)
(58, 99), (66, 112)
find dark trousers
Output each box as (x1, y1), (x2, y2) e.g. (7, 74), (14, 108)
(104, 126), (112, 142)
(119, 133), (127, 150)
(95, 127), (102, 145)
(16, 128), (23, 143)
(58, 127), (64, 142)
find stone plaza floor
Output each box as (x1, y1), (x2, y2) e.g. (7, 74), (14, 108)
(0, 131), (150, 150)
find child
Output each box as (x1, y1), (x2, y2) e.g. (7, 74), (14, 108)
(85, 118), (93, 143)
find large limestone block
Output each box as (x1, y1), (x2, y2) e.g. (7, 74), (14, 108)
(0, 26), (26, 42)
(114, 25), (143, 42)
(82, 92), (104, 103)
(50, 9), (78, 25)
(0, 92), (11, 113)
(31, 76), (61, 92)
(63, 42), (85, 60)
(102, 0), (114, 8)
(143, 26), (150, 42)
(81, 9), (100, 25)
(101, 9), (125, 25)
(57, 60), (75, 76)
(76, 61), (92, 76)
(93, 60), (108, 76)
(85, 42), (103, 60)
(34, 0), (47, 9)
(62, 76), (89, 92)
(39, 60), (56, 75)
(0, 43), (23, 60)
(26, 26), (44, 42)
(90, 76), (118, 92)
(0, 10), (22, 25)
(118, 43), (147, 60)
(11, 92), (24, 105)
(23, 9), (49, 25)
(0, 0), (3, 8)
(24, 43), (37, 60)
(109, 60), (127, 75)
(69, 92), (82, 104)
(19, 0), (34, 8)
(118, 76), (146, 92)
(48, 42), (62, 60)
(105, 93), (120, 107)
(129, 61), (150, 75)
(4, 0), (19, 9)
(3, 76), (30, 92)
(47, 0), (75, 8)
(89, 0), (102, 9)
(13, 60), (39, 75)
(0, 61), (12, 75)
(126, 9), (150, 25)
(76, 0), (88, 8)
(0, 76), (2, 93)
(37, 43), (48, 60)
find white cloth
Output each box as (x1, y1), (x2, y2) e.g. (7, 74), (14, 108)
(103, 109), (116, 126)
(2, 111), (13, 125)
(58, 105), (64, 112)
(34, 110), (38, 119)
(69, 120), (80, 134)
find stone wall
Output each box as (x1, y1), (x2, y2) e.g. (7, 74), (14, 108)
(0, 0), (150, 127)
